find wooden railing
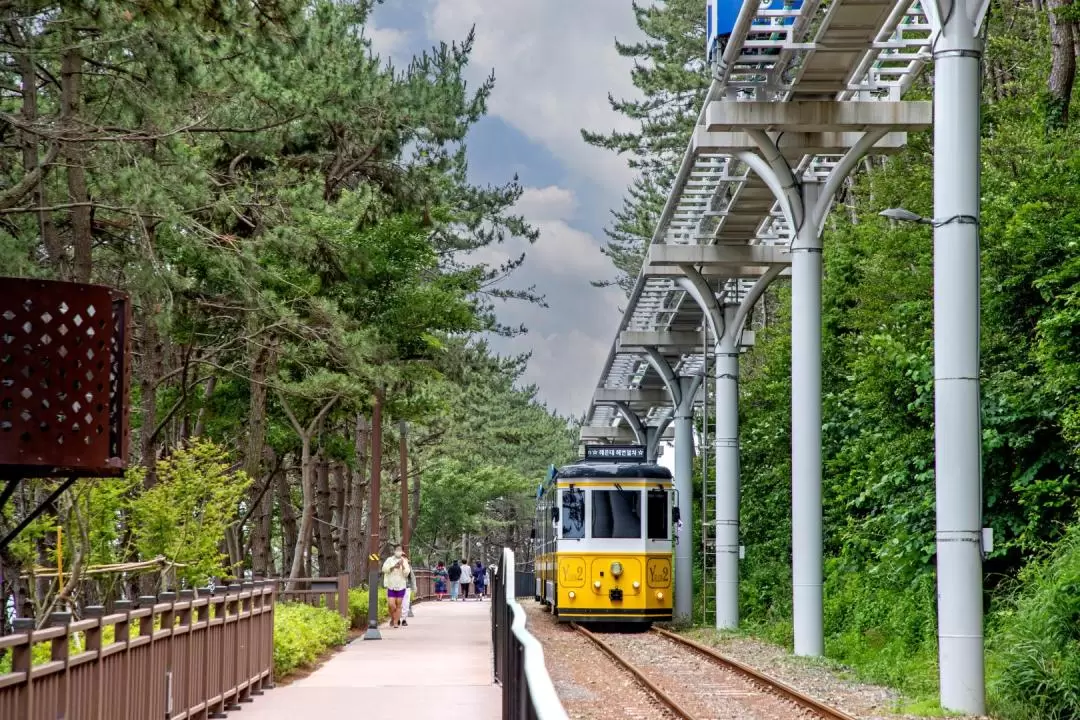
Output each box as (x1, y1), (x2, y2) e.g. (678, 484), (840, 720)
(274, 575), (350, 618)
(0, 581), (275, 720)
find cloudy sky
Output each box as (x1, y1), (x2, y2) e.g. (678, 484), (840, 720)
(368, 1), (645, 416)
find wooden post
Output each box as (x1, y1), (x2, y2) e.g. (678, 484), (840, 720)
(337, 574), (349, 619)
(399, 419), (409, 555)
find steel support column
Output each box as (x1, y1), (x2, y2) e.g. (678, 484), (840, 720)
(643, 350), (701, 623)
(740, 127), (887, 657)
(791, 182), (824, 658)
(713, 323), (741, 629)
(929, 0), (986, 710)
(678, 267), (780, 629)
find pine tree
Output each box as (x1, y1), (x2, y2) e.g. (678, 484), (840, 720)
(581, 0), (710, 293)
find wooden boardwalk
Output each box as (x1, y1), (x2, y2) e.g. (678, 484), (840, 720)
(245, 598), (500, 718)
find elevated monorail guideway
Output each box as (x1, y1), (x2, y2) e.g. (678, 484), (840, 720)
(584, 0), (991, 714)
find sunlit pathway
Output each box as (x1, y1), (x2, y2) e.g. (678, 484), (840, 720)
(246, 598), (500, 718)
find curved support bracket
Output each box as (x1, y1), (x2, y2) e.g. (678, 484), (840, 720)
(612, 402), (646, 445)
(644, 348), (680, 404)
(746, 129), (805, 228)
(737, 150), (801, 231)
(651, 415), (674, 461)
(731, 265), (785, 345)
(813, 128), (891, 233)
(677, 265), (725, 342)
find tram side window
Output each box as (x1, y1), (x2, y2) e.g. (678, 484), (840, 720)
(562, 489), (586, 539)
(646, 490), (669, 539)
(592, 490), (642, 538)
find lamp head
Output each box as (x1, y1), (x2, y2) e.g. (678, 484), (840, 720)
(878, 207), (927, 224)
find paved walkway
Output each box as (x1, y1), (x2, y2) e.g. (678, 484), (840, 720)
(247, 599), (500, 718)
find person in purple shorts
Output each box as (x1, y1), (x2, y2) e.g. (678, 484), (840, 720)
(381, 546), (411, 628)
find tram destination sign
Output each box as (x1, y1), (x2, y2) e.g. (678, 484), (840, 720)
(583, 444), (647, 462)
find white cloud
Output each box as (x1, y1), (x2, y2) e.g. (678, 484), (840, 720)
(469, 185), (612, 281)
(366, 20), (411, 65)
(472, 185), (625, 414)
(514, 328), (614, 416)
(425, 0), (643, 201)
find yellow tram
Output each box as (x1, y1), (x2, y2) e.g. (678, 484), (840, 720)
(533, 445), (677, 625)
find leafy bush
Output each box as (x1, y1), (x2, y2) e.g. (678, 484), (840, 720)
(989, 524), (1080, 719)
(347, 587), (390, 629)
(273, 603), (348, 677)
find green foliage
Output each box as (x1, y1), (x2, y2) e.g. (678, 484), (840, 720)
(347, 587), (390, 629)
(130, 440), (251, 585)
(988, 524), (1080, 719)
(272, 603), (349, 678)
(581, 0), (710, 293)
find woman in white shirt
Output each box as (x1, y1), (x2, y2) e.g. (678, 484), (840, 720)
(381, 546), (411, 628)
(459, 559), (473, 601)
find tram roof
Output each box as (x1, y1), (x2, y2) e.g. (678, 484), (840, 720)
(554, 462), (673, 481)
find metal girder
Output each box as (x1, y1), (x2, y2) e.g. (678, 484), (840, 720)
(642, 265), (792, 279)
(648, 244), (793, 267)
(617, 330), (756, 353)
(579, 425), (675, 442)
(592, 388), (673, 405)
(618, 331), (703, 353)
(693, 129), (909, 156)
(704, 101), (932, 133)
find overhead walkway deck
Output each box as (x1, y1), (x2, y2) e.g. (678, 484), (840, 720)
(246, 600), (499, 719)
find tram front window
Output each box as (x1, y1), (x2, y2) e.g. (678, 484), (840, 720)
(562, 489), (585, 539)
(592, 490), (642, 538)
(647, 489), (669, 539)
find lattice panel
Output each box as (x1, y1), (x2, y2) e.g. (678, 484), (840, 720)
(0, 278), (131, 478)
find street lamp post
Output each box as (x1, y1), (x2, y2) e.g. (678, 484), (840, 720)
(880, 205), (985, 715)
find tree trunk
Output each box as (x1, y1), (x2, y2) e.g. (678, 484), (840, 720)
(138, 318), (161, 485)
(192, 376), (217, 438)
(1046, 0), (1076, 130)
(60, 42), (92, 283)
(288, 436), (315, 581)
(332, 462), (349, 573)
(8, 20), (63, 272)
(347, 414), (369, 588)
(251, 459), (276, 577)
(314, 456), (339, 576)
(276, 468), (299, 579)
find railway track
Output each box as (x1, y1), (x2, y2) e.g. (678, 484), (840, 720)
(573, 624), (856, 720)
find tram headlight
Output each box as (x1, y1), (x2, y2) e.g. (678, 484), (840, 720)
(594, 581), (602, 589)
(632, 581), (641, 590)
(568, 591), (576, 600)
(656, 591), (664, 601)
(610, 561), (623, 578)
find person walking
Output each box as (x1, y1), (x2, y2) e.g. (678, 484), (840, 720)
(400, 555), (418, 626)
(473, 560), (487, 600)
(447, 559), (462, 601)
(434, 561), (448, 600)
(381, 545), (411, 628)
(459, 558), (473, 601)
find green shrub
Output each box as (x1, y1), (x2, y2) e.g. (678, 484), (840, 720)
(273, 603), (348, 677)
(989, 524), (1080, 719)
(347, 587), (391, 629)
(820, 561), (940, 699)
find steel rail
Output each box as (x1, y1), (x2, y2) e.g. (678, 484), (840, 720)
(571, 624), (696, 720)
(651, 627), (857, 720)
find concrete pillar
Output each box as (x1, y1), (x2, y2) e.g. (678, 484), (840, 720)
(792, 182), (825, 657)
(932, 2), (985, 711)
(713, 306), (740, 629)
(672, 376), (697, 623)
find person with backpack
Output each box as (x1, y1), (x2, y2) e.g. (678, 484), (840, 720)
(459, 559), (473, 600)
(473, 561), (487, 600)
(447, 560), (462, 601)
